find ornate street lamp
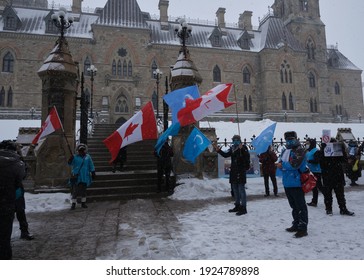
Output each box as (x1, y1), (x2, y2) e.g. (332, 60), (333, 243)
(87, 65), (97, 118)
(175, 18), (192, 57)
(153, 68), (163, 120)
(51, 7), (73, 45)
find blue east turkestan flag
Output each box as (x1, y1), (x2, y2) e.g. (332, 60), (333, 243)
(183, 127), (211, 164)
(251, 122), (277, 155)
(154, 122), (181, 155)
(163, 85), (200, 124)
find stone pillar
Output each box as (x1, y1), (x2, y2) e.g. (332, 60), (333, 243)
(170, 47), (204, 177)
(35, 36), (78, 187)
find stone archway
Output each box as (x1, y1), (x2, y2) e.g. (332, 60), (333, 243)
(115, 116), (127, 126)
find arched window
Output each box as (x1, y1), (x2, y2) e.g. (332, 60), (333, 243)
(115, 95), (129, 113)
(307, 38), (315, 60)
(7, 87), (13, 107)
(280, 61), (292, 84)
(243, 95), (248, 111)
(151, 60), (158, 78)
(243, 67), (251, 84)
(0, 87), (5, 106)
(308, 72), (316, 88)
(213, 65), (221, 82)
(314, 98), (318, 113)
(248, 95), (252, 111)
(117, 60), (122, 77)
(289, 92), (294, 110)
(112, 60), (116, 76)
(300, 0), (308, 11)
(123, 60), (127, 77)
(84, 57), (91, 76)
(335, 82), (340, 95)
(282, 92), (287, 110)
(128, 60), (133, 77)
(310, 98), (318, 113)
(2, 52), (14, 73)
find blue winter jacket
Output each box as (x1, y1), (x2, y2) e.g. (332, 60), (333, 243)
(69, 154), (95, 187)
(306, 147), (321, 173)
(280, 147), (307, 188)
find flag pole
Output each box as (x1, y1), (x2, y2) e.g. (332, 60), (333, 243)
(233, 83), (241, 137)
(53, 106), (73, 156)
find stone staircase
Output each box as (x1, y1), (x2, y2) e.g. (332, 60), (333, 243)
(85, 123), (162, 201)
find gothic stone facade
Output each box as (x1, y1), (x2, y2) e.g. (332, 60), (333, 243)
(0, 0), (363, 123)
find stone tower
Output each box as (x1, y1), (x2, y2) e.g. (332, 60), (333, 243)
(271, 0), (332, 118)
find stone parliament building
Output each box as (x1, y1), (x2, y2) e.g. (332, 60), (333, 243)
(0, 0), (363, 124)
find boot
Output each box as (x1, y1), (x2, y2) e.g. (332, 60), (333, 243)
(81, 202), (88, 208)
(228, 205), (239, 213)
(236, 206), (247, 216)
(20, 230), (34, 240)
(71, 203), (76, 210)
(294, 230), (308, 238)
(307, 202), (317, 207)
(340, 208), (355, 216)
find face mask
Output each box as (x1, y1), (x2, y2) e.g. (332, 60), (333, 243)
(305, 144), (310, 150)
(233, 140), (241, 146)
(286, 139), (297, 148)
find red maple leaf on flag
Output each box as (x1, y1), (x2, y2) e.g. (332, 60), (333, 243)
(124, 122), (139, 139)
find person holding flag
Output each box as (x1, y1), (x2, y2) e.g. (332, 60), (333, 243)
(68, 144), (96, 210)
(154, 140), (174, 193)
(213, 135), (250, 216)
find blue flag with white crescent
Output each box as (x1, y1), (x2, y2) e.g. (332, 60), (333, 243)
(163, 85), (200, 124)
(183, 127), (211, 164)
(155, 122), (181, 155)
(252, 122), (277, 155)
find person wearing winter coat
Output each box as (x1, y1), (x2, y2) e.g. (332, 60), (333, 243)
(68, 143), (96, 210)
(305, 138), (324, 207)
(112, 146), (127, 173)
(277, 131), (308, 238)
(214, 135), (251, 216)
(154, 141), (174, 193)
(0, 140), (26, 259)
(345, 140), (362, 186)
(319, 138), (354, 216)
(258, 145), (278, 197)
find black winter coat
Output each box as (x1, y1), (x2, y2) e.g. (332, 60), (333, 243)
(0, 150), (26, 215)
(319, 146), (347, 187)
(218, 145), (250, 184)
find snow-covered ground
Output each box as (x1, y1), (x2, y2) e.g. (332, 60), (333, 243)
(2, 118), (364, 277)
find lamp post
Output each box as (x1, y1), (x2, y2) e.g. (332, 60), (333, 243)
(175, 18), (192, 57)
(153, 68), (163, 120)
(87, 65), (97, 118)
(29, 107), (35, 119)
(51, 7), (73, 45)
(163, 76), (169, 131)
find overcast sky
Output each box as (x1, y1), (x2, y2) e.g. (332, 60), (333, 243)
(61, 0), (363, 80)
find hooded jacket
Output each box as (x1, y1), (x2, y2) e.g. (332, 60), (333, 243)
(0, 150), (26, 214)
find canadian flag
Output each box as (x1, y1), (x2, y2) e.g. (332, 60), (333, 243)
(177, 83), (235, 126)
(103, 101), (158, 162)
(32, 106), (63, 145)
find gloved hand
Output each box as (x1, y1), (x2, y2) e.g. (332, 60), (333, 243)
(91, 171), (96, 180)
(68, 155), (74, 163)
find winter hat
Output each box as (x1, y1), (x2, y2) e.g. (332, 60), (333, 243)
(232, 135), (241, 141)
(284, 131), (297, 140)
(76, 143), (88, 152)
